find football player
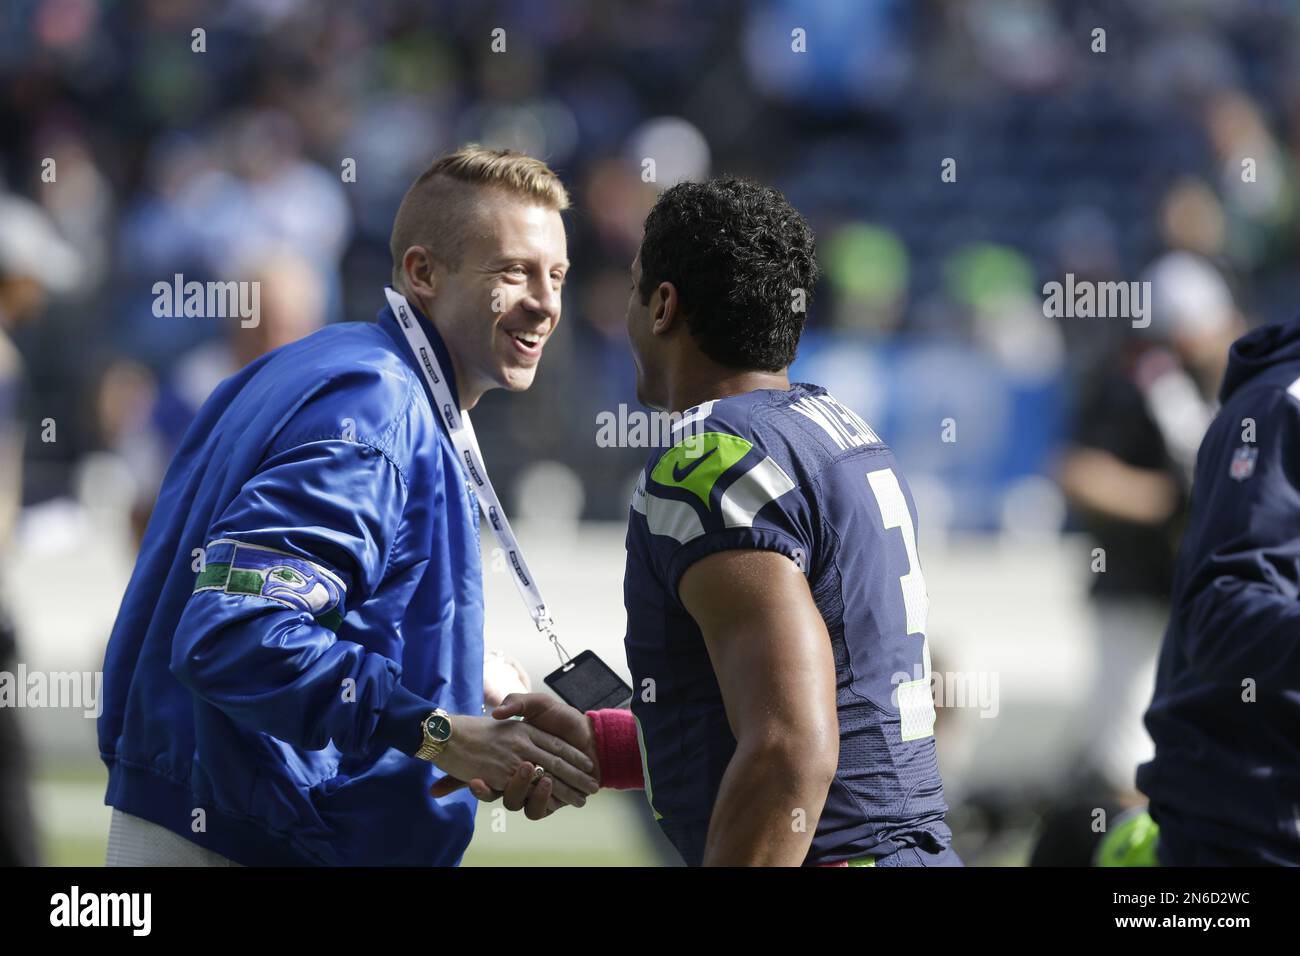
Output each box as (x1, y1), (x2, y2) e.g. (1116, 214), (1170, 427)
(443, 179), (959, 867)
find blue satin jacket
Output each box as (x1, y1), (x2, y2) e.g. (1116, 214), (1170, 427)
(98, 293), (484, 865)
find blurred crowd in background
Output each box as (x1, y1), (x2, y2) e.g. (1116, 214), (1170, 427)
(3, 0), (1300, 864)
(3, 0), (1298, 524)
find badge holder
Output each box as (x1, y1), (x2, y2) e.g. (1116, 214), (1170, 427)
(541, 629), (632, 712)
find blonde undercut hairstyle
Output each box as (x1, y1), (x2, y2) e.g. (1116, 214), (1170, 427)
(389, 144), (571, 285)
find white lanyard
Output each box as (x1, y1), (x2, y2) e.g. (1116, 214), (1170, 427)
(383, 287), (569, 663)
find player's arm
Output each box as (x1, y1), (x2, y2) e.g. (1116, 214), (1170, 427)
(678, 548), (838, 867)
(1057, 371), (1181, 526)
(1057, 446), (1180, 525)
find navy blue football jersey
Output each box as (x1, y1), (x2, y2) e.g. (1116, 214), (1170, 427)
(623, 383), (952, 865)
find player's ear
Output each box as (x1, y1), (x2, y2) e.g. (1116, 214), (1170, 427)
(652, 281), (680, 335)
(402, 246), (438, 299)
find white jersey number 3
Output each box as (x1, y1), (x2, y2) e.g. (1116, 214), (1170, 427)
(866, 468), (936, 741)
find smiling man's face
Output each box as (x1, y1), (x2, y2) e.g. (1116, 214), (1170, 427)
(429, 191), (568, 402)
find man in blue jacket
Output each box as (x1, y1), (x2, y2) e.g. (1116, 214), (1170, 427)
(1134, 317), (1300, 866)
(99, 146), (597, 866)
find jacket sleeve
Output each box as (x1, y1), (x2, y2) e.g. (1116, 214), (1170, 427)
(1177, 385), (1300, 684)
(171, 435), (432, 757)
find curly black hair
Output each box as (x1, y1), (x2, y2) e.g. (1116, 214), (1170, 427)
(638, 178), (820, 372)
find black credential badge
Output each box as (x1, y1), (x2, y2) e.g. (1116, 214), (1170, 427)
(544, 649), (633, 712)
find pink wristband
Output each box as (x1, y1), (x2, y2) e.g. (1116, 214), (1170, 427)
(587, 708), (645, 791)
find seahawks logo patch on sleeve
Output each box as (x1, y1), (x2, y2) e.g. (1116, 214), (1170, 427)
(193, 538), (347, 630)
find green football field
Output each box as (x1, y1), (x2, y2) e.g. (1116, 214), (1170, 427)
(35, 755), (1052, 866)
(33, 755), (665, 867)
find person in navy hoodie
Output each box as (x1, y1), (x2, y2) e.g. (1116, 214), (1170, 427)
(1134, 317), (1300, 866)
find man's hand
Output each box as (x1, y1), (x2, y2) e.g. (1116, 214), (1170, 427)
(483, 650), (531, 710)
(430, 693), (599, 820)
(427, 710), (598, 811)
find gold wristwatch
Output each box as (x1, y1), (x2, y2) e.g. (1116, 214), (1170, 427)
(415, 708), (454, 762)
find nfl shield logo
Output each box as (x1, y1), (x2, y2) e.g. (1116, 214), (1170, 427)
(1230, 445), (1257, 481)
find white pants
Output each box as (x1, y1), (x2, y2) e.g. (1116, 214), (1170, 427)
(105, 808), (242, 867)
(1079, 596), (1166, 792)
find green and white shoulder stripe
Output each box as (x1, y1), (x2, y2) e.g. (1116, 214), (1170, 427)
(634, 431), (796, 545)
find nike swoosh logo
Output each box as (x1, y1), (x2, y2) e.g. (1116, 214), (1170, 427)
(672, 447), (718, 482)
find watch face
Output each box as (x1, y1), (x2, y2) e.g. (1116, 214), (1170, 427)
(425, 714), (452, 743)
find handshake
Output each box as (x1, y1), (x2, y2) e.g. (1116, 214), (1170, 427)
(427, 692), (603, 820)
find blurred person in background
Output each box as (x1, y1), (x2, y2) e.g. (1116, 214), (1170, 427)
(1056, 251), (1242, 803)
(107, 248), (328, 548)
(115, 109), (352, 367)
(0, 192), (82, 866)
